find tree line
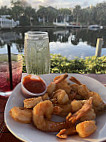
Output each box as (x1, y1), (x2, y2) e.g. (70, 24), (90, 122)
(0, 0), (106, 26)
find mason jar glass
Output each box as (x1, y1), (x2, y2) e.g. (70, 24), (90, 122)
(24, 31), (50, 74)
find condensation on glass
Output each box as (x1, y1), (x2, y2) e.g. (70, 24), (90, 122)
(24, 31), (50, 74)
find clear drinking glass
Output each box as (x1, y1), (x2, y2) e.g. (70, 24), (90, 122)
(24, 31), (50, 74)
(0, 54), (23, 97)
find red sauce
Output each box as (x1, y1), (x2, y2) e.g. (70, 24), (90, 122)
(23, 75), (46, 93)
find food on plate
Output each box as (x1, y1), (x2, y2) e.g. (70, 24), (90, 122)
(56, 125), (77, 138)
(66, 97), (93, 123)
(71, 100), (85, 112)
(79, 108), (96, 122)
(24, 93), (50, 109)
(9, 74), (106, 139)
(33, 100), (69, 132)
(70, 76), (105, 113)
(53, 73), (71, 94)
(53, 103), (72, 117)
(42, 93), (49, 100)
(47, 73), (70, 96)
(9, 107), (32, 123)
(24, 96), (43, 108)
(52, 89), (69, 105)
(76, 120), (97, 137)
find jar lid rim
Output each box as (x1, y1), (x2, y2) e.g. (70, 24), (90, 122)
(25, 31), (48, 36)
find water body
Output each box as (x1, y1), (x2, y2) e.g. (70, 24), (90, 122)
(0, 28), (106, 59)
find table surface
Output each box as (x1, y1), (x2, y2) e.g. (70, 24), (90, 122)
(0, 74), (106, 142)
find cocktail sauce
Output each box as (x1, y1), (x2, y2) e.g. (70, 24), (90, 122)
(23, 75), (46, 93)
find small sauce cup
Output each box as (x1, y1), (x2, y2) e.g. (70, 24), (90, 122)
(21, 74), (47, 98)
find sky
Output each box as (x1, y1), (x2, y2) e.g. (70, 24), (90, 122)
(0, 0), (105, 9)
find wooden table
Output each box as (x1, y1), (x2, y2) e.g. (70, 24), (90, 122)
(0, 74), (106, 142)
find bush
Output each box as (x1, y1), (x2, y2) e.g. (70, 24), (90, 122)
(22, 54), (106, 74)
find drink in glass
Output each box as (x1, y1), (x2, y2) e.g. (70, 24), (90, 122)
(24, 31), (50, 74)
(0, 54), (23, 96)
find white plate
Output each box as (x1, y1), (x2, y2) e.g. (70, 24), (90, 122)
(4, 74), (106, 142)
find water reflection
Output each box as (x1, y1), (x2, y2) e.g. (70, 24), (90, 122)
(0, 28), (106, 58)
(0, 31), (24, 53)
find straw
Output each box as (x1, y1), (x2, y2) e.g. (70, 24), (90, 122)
(7, 44), (13, 90)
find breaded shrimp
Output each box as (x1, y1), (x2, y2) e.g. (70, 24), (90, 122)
(56, 125), (77, 139)
(66, 97), (93, 123)
(52, 89), (69, 105)
(53, 100), (85, 117)
(69, 76), (82, 85)
(52, 103), (72, 117)
(9, 107), (32, 123)
(47, 73), (69, 96)
(77, 84), (89, 99)
(24, 93), (50, 109)
(53, 106), (63, 115)
(54, 103), (72, 117)
(88, 91), (106, 113)
(71, 100), (96, 121)
(70, 76), (106, 113)
(54, 74), (71, 94)
(78, 85), (106, 113)
(42, 93), (49, 100)
(24, 97), (43, 108)
(33, 100), (68, 132)
(80, 108), (96, 121)
(76, 120), (97, 137)
(71, 100), (85, 113)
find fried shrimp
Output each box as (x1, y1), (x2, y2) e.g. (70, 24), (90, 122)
(42, 93), (49, 100)
(47, 73), (69, 96)
(9, 74), (106, 140)
(76, 120), (97, 137)
(71, 100), (85, 113)
(53, 99), (85, 117)
(9, 107), (32, 123)
(54, 74), (71, 94)
(88, 92), (106, 113)
(56, 125), (77, 139)
(24, 93), (50, 109)
(80, 108), (96, 121)
(71, 100), (96, 121)
(78, 85), (106, 113)
(54, 103), (72, 117)
(69, 76), (82, 85)
(24, 97), (43, 108)
(70, 76), (106, 113)
(53, 106), (63, 115)
(33, 100), (68, 132)
(52, 89), (69, 105)
(66, 97), (93, 123)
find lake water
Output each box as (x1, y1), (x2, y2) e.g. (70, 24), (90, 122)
(0, 28), (106, 59)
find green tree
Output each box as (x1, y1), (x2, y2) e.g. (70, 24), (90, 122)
(58, 8), (72, 22)
(24, 7), (37, 26)
(73, 5), (81, 23)
(47, 6), (58, 23)
(37, 6), (49, 24)
(10, 0), (37, 26)
(10, 0), (24, 20)
(0, 6), (11, 15)
(96, 2), (106, 25)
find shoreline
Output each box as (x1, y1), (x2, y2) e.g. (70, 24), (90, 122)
(0, 25), (106, 31)
(0, 25), (91, 31)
